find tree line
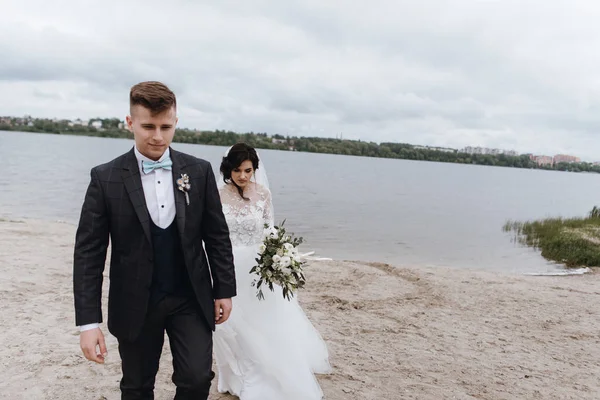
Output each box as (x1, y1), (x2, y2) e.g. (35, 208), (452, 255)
(2, 117), (598, 174)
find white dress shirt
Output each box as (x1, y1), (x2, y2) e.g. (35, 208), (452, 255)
(80, 146), (176, 332)
(133, 146), (177, 229)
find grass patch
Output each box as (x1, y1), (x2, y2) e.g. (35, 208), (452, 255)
(504, 207), (600, 268)
(0, 217), (24, 223)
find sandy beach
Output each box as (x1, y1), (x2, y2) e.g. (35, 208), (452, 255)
(1, 218), (599, 400)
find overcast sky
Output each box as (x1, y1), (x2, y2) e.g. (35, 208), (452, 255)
(2, 0), (600, 160)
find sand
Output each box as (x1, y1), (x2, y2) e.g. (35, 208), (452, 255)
(1, 218), (599, 399)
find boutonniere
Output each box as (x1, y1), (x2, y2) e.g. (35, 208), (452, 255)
(176, 173), (191, 205)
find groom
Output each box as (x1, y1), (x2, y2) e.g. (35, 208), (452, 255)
(73, 81), (236, 399)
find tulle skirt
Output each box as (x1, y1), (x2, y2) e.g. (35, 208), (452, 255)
(213, 244), (331, 400)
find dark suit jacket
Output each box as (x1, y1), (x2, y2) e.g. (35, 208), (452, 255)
(73, 147), (236, 341)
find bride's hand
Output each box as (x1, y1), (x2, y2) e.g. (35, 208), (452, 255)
(80, 328), (107, 364)
(214, 298), (232, 324)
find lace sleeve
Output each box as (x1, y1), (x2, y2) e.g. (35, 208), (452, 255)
(262, 187), (275, 228)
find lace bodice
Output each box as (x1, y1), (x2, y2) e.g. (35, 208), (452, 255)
(219, 183), (274, 247)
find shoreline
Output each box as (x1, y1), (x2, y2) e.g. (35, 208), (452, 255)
(1, 215), (590, 277)
(2, 219), (600, 399)
(3, 128), (597, 175)
(3, 213), (597, 276)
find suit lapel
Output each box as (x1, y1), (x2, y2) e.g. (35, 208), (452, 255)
(121, 148), (152, 243)
(170, 148), (187, 239)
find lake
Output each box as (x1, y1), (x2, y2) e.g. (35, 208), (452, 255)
(3, 130), (598, 274)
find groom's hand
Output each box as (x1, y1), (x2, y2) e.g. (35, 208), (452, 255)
(214, 298), (232, 324)
(80, 328), (108, 364)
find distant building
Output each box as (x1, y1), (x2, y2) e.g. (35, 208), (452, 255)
(90, 120), (103, 129)
(534, 155), (553, 166)
(69, 118), (88, 127)
(414, 145), (457, 153)
(461, 146), (518, 156)
(553, 154), (581, 164)
(272, 138), (286, 144)
(462, 146), (482, 154)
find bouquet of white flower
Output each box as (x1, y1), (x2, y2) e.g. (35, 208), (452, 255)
(250, 220), (307, 301)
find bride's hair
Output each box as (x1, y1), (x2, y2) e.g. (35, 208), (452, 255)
(220, 142), (260, 200)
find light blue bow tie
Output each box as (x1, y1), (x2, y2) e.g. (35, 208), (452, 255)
(142, 157), (173, 174)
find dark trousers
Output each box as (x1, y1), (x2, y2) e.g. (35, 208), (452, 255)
(117, 296), (213, 400)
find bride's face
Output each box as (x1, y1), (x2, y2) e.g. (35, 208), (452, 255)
(231, 160), (254, 189)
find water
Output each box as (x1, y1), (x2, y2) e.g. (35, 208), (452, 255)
(3, 130), (599, 274)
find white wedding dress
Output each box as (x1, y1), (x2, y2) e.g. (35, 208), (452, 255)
(213, 183), (331, 400)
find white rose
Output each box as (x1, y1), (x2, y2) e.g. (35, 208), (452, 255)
(269, 228), (279, 239)
(277, 249), (284, 257)
(283, 243), (294, 252)
(264, 227), (277, 238)
(280, 256), (291, 268)
(272, 255), (282, 264)
(293, 254), (301, 263)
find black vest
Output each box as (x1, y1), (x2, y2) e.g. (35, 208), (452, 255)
(149, 219), (194, 305)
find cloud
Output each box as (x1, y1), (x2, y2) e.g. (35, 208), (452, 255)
(2, 0), (600, 160)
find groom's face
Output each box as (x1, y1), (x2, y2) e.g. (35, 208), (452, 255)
(127, 105), (178, 161)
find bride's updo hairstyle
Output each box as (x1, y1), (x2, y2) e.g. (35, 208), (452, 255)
(220, 142), (260, 200)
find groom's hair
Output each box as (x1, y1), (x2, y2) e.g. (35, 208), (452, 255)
(130, 81), (177, 116)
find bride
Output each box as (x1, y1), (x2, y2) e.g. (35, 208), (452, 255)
(213, 142), (331, 399)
